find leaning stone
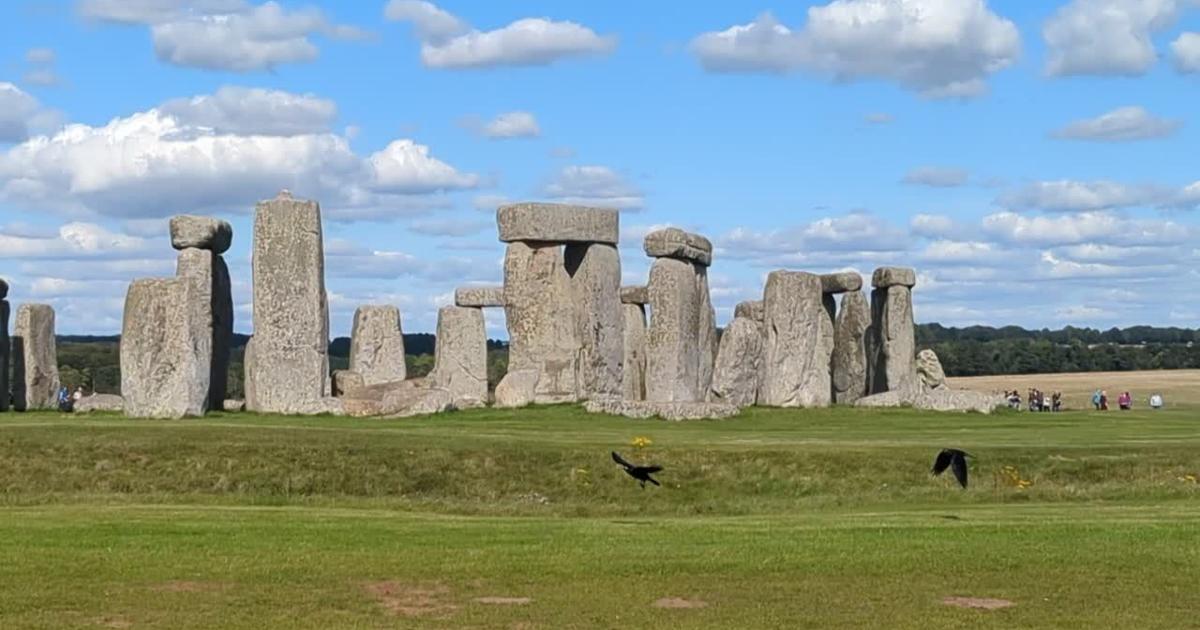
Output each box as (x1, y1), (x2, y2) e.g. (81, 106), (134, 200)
(222, 399), (245, 412)
(832, 291), (870, 404)
(74, 394), (124, 413)
(245, 191), (331, 414)
(12, 303), (60, 411)
(170, 215), (232, 254)
(0, 298), (8, 412)
(620, 285), (648, 305)
(565, 242), (624, 399)
(709, 317), (763, 408)
(454, 286), (505, 307)
(501, 242), (580, 404)
(821, 272), (863, 294)
(430, 305), (488, 408)
(645, 257), (700, 402)
(913, 389), (1002, 414)
(866, 281), (918, 396)
(760, 271), (834, 408)
(621, 304), (647, 401)
(120, 278), (210, 418)
(494, 368), (539, 408)
(497, 202), (619, 245)
(643, 228), (713, 266)
(734, 300), (764, 323)
(332, 370), (365, 397)
(176, 248), (232, 410)
(916, 349), (948, 391)
(350, 305), (407, 386)
(583, 399), (740, 421)
(872, 266), (917, 288)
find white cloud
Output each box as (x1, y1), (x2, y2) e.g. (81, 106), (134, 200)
(368, 139), (479, 194)
(1172, 32), (1200, 72)
(543, 165), (643, 210)
(159, 86), (337, 136)
(689, 0), (1021, 99)
(0, 83), (48, 142)
(406, 217), (491, 237)
(25, 48), (57, 64)
(1050, 106), (1182, 141)
(910, 213), (971, 240)
(385, 1), (616, 69)
(0, 222), (156, 259)
(982, 211), (1194, 247)
(1043, 0), (1186, 77)
(482, 111), (540, 139)
(79, 0), (246, 24)
(719, 212), (909, 266)
(997, 180), (1167, 212)
(23, 46), (62, 87)
(919, 240), (1004, 264)
(902, 166), (969, 187)
(326, 238), (495, 283)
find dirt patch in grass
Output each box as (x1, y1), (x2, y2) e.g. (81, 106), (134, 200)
(474, 596), (532, 605)
(942, 596), (1014, 610)
(149, 581), (228, 593)
(652, 597), (708, 609)
(95, 617), (133, 628)
(364, 581), (458, 618)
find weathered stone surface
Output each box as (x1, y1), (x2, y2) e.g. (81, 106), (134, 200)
(621, 304), (647, 401)
(245, 191), (331, 414)
(381, 386), (455, 418)
(709, 317), (763, 407)
(12, 303), (60, 411)
(832, 291), (870, 404)
(565, 243), (623, 399)
(867, 284), (918, 396)
(643, 228), (713, 266)
(500, 242), (580, 405)
(497, 203), (619, 245)
(494, 368), (538, 408)
(734, 300), (764, 322)
(332, 370), (364, 397)
(645, 257), (700, 402)
(223, 399), (245, 412)
(176, 248), (232, 410)
(584, 399), (741, 421)
(120, 278), (210, 418)
(170, 215), (232, 254)
(74, 394), (124, 413)
(821, 271), (863, 294)
(349, 305), (407, 386)
(760, 271), (834, 407)
(0, 299), (8, 412)
(855, 388), (1003, 414)
(916, 348), (948, 391)
(620, 285), (648, 305)
(696, 266), (718, 396)
(430, 305), (487, 408)
(454, 286), (505, 307)
(872, 266), (917, 288)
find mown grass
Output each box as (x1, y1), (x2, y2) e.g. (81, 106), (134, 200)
(1, 405), (1198, 628)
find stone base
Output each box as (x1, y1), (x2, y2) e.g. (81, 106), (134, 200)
(855, 388), (1003, 414)
(584, 399), (741, 421)
(337, 378), (456, 417)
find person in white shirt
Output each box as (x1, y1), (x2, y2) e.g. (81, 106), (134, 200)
(1149, 393), (1163, 409)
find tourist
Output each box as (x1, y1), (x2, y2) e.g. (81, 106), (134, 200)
(1118, 391), (1132, 411)
(56, 387), (73, 413)
(1149, 393), (1164, 410)
(1091, 389), (1102, 410)
(1052, 391), (1062, 412)
(72, 386), (84, 403)
(1100, 390), (1109, 411)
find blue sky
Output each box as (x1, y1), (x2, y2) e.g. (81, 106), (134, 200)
(1, 0), (1198, 337)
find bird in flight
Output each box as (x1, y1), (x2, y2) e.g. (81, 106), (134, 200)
(932, 448), (972, 489)
(611, 451), (662, 488)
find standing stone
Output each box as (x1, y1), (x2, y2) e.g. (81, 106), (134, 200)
(760, 271), (834, 407)
(245, 191), (332, 414)
(645, 257), (700, 402)
(170, 215), (233, 253)
(176, 247), (232, 410)
(12, 303), (59, 411)
(621, 303), (647, 401)
(867, 267), (918, 396)
(431, 306), (488, 408)
(709, 317), (763, 408)
(832, 291), (870, 404)
(498, 241), (580, 405)
(349, 306), (407, 386)
(696, 265), (718, 397)
(120, 278), (210, 418)
(0, 279), (8, 412)
(916, 348), (948, 391)
(565, 242), (624, 399)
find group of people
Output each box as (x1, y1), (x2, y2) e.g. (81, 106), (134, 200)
(55, 386), (85, 412)
(1005, 389), (1062, 412)
(1091, 390), (1165, 411)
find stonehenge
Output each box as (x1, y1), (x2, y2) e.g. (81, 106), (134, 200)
(13, 303), (60, 411)
(644, 228), (716, 403)
(121, 278), (210, 418)
(832, 290), (871, 404)
(430, 305), (488, 408)
(174, 243), (233, 410)
(760, 271), (834, 407)
(709, 316), (763, 407)
(866, 267), (919, 397)
(349, 306), (407, 386)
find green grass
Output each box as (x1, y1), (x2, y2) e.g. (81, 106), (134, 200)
(2, 405), (1199, 628)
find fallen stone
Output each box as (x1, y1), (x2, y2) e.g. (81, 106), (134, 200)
(916, 348), (948, 391)
(170, 215), (232, 254)
(502, 242), (580, 404)
(497, 202), (619, 245)
(454, 286), (505, 307)
(176, 247), (232, 410)
(332, 370), (365, 397)
(120, 278), (210, 419)
(620, 285), (648, 305)
(832, 291), (870, 404)
(430, 305), (488, 408)
(12, 303), (60, 411)
(872, 266), (917, 288)
(645, 257), (700, 402)
(856, 388), (1003, 414)
(621, 304), (647, 401)
(494, 368), (538, 408)
(821, 271), (863, 294)
(760, 271), (834, 407)
(709, 317), (763, 407)
(566, 242), (624, 399)
(381, 386), (455, 418)
(222, 399), (245, 412)
(583, 399), (741, 421)
(734, 300), (764, 322)
(350, 305), (407, 386)
(643, 227), (713, 266)
(245, 191), (331, 414)
(867, 280), (918, 396)
(74, 393), (124, 413)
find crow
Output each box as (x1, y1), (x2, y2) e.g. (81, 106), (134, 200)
(932, 448), (972, 489)
(611, 451), (662, 488)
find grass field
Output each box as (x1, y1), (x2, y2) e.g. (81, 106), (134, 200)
(2, 393), (1199, 628)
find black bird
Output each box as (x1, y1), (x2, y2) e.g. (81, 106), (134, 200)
(932, 448), (972, 489)
(611, 451), (662, 488)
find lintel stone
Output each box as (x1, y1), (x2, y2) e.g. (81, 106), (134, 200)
(497, 202), (619, 245)
(643, 228), (713, 266)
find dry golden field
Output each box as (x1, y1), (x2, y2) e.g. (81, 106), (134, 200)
(949, 369), (1200, 410)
